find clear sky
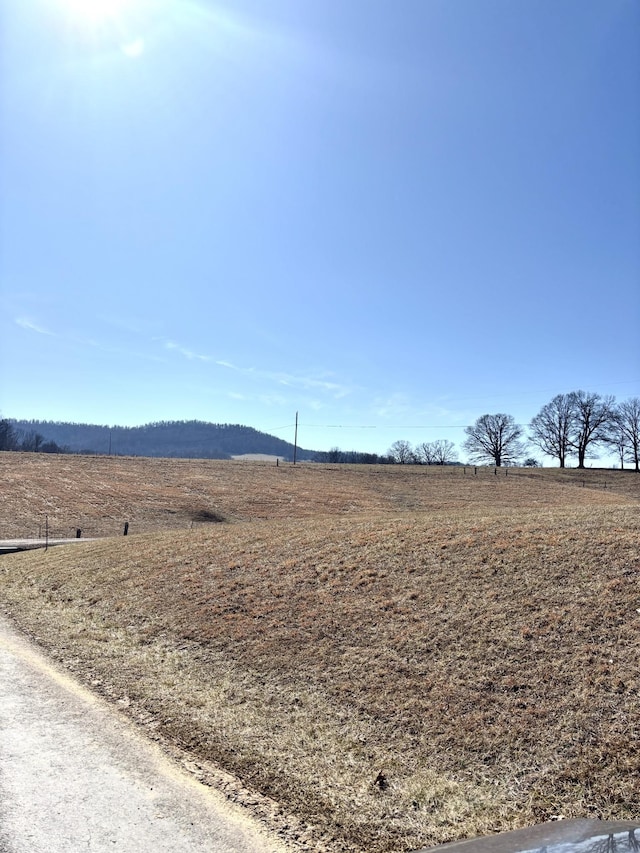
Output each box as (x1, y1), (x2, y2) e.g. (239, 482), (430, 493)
(1, 0), (638, 462)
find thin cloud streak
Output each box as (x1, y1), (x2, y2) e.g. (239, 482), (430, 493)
(15, 317), (55, 336)
(164, 341), (211, 362)
(372, 393), (413, 420)
(215, 359), (352, 398)
(15, 315), (164, 363)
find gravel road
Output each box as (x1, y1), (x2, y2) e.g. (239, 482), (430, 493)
(0, 614), (286, 853)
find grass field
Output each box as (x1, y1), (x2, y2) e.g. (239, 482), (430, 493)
(0, 452), (638, 851)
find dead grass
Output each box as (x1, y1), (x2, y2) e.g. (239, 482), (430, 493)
(0, 453), (639, 851)
(0, 452), (635, 539)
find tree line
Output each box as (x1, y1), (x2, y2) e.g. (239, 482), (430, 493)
(386, 392), (640, 470)
(0, 418), (314, 460)
(0, 420), (68, 454)
(2, 391), (638, 468)
(313, 448), (392, 465)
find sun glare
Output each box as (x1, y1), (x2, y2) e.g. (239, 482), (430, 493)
(63, 0), (131, 25)
(55, 0), (149, 57)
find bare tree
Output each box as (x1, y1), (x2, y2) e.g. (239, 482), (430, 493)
(529, 393), (574, 468)
(463, 413), (524, 467)
(388, 439), (414, 464)
(568, 390), (616, 468)
(612, 398), (640, 471)
(416, 440), (457, 465)
(430, 439), (458, 465)
(415, 442), (436, 465)
(607, 417), (627, 469)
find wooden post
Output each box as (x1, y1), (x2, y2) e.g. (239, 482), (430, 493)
(293, 411), (298, 465)
(123, 521), (129, 536)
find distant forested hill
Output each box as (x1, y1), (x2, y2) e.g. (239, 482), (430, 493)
(9, 420), (314, 461)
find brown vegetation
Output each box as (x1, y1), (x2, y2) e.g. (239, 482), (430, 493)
(0, 452), (636, 539)
(0, 452), (638, 851)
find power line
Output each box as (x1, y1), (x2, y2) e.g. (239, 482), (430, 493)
(303, 424), (468, 429)
(261, 384), (640, 436)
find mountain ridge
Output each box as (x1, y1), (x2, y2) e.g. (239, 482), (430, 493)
(9, 419), (315, 461)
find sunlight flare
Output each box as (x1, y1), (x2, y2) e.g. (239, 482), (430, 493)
(54, 0), (149, 58)
(61, 0), (132, 26)
(121, 37), (145, 57)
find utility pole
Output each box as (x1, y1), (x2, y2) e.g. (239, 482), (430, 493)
(293, 411), (298, 465)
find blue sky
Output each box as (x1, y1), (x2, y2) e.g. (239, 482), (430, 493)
(1, 0), (638, 461)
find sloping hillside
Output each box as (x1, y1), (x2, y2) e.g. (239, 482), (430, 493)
(0, 456), (638, 852)
(9, 419), (315, 460)
(0, 452), (636, 540)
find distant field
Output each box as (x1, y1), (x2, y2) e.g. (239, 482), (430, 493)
(0, 452), (636, 538)
(0, 453), (639, 852)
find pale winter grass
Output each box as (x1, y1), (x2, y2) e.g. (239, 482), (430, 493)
(0, 451), (634, 539)
(0, 454), (639, 851)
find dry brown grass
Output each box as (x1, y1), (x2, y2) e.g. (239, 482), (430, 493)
(0, 453), (639, 851)
(0, 452), (635, 538)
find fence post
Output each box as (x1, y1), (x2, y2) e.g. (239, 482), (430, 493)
(123, 521), (129, 536)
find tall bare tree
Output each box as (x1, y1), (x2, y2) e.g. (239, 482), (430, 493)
(529, 393), (574, 467)
(388, 439), (414, 464)
(415, 441), (436, 464)
(430, 439), (458, 465)
(463, 413), (524, 467)
(611, 398), (640, 471)
(416, 440), (458, 465)
(568, 390), (616, 468)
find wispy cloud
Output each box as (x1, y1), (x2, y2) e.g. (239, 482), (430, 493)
(15, 317), (55, 336)
(215, 360), (352, 398)
(369, 395), (475, 431)
(372, 393), (413, 420)
(164, 340), (211, 362)
(16, 317), (164, 363)
(258, 394), (289, 407)
(80, 337), (165, 363)
(100, 313), (155, 337)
